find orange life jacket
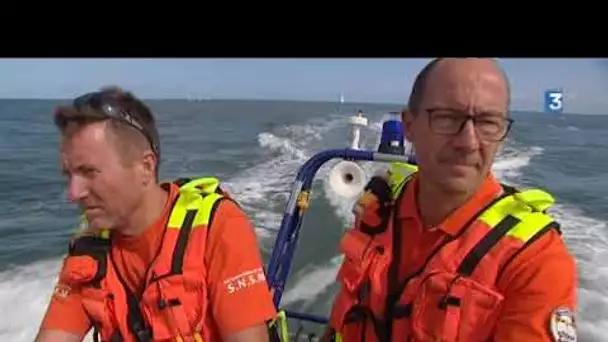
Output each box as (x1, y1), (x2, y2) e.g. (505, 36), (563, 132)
(331, 172), (561, 342)
(58, 177), (232, 342)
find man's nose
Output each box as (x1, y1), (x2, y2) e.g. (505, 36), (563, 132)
(66, 176), (89, 203)
(452, 119), (480, 149)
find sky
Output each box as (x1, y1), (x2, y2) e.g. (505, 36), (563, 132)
(0, 58), (606, 114)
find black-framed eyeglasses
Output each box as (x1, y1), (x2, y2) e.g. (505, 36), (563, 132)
(422, 107), (513, 142)
(72, 91), (160, 157)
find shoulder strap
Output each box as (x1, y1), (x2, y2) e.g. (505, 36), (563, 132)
(456, 184), (560, 277)
(124, 177), (231, 342)
(174, 176), (222, 194)
(386, 184), (560, 328)
(165, 176), (234, 275)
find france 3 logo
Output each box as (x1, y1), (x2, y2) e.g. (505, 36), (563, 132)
(544, 89), (564, 114)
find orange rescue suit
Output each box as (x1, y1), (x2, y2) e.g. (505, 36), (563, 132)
(58, 177), (232, 342)
(331, 173), (561, 342)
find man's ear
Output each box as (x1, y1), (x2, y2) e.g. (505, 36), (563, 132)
(139, 150), (158, 186)
(401, 108), (415, 142)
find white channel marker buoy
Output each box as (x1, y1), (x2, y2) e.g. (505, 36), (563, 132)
(349, 111), (368, 150)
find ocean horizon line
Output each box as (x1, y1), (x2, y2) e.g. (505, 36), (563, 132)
(0, 97), (602, 116)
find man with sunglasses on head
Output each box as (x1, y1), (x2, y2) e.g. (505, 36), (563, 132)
(36, 86), (276, 342)
(322, 58), (577, 342)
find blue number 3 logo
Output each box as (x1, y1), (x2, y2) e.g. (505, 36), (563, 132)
(548, 92), (563, 111)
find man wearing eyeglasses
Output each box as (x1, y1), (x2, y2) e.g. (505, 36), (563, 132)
(322, 58), (577, 342)
(35, 87), (276, 342)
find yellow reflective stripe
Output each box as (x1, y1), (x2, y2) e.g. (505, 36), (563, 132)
(398, 161), (419, 174)
(278, 311), (289, 342)
(512, 188), (555, 212)
(388, 162), (418, 199)
(268, 310), (290, 342)
(505, 212), (554, 241)
(391, 180), (406, 200)
(477, 195), (519, 227)
(334, 332), (343, 342)
(390, 172), (414, 200)
(99, 228), (110, 239)
(386, 164), (556, 244)
(76, 215), (110, 240)
(193, 192), (223, 228)
(167, 190), (223, 229)
(178, 177), (220, 193)
(477, 189), (555, 243)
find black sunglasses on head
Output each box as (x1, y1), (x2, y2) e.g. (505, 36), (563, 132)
(72, 91), (160, 157)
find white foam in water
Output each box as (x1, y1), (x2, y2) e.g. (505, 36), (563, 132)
(0, 258), (99, 341)
(550, 204), (608, 339)
(257, 132), (308, 161)
(224, 116), (346, 241)
(492, 144), (608, 340)
(280, 118), (389, 303)
(280, 255), (344, 308)
(492, 145), (544, 181)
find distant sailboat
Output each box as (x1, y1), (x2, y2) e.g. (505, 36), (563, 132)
(340, 93), (345, 104)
